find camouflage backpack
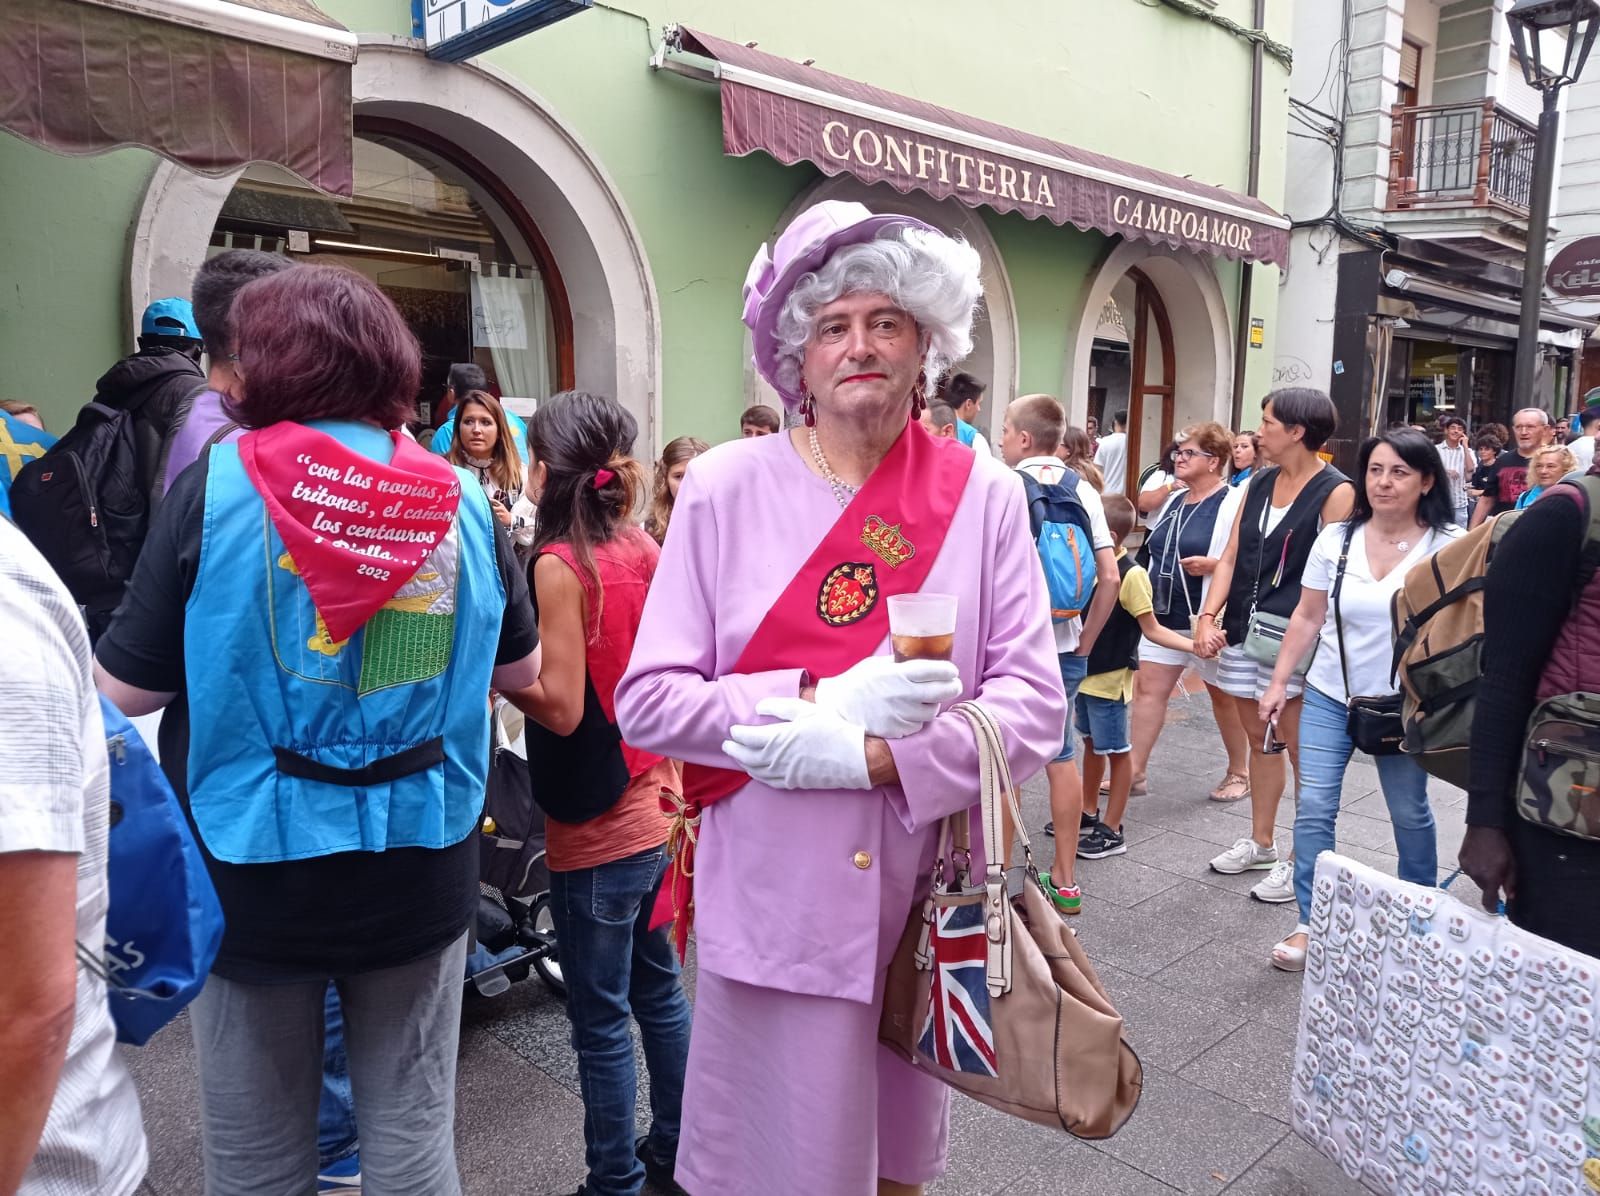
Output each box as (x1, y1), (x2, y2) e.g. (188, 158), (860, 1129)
(1516, 476), (1600, 839)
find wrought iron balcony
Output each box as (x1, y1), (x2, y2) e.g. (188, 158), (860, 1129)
(1387, 100), (1538, 213)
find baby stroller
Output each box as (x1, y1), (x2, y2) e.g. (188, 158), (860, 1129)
(467, 702), (563, 998)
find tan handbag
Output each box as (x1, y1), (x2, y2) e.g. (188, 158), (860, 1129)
(878, 702), (1143, 1138)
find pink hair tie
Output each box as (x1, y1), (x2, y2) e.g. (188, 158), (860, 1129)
(593, 468), (616, 489)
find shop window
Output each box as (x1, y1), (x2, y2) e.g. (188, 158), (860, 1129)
(210, 126), (573, 426)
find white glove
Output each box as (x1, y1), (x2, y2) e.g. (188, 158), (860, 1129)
(812, 656), (962, 739)
(723, 697), (873, 791)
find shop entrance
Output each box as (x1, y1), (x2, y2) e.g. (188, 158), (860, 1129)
(1088, 268), (1176, 492)
(1069, 241), (1233, 486)
(211, 121), (574, 428)
(1381, 336), (1512, 432)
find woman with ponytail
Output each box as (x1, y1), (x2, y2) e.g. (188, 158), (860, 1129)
(501, 391), (690, 1196)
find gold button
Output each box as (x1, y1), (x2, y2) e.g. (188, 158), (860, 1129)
(853, 851), (873, 870)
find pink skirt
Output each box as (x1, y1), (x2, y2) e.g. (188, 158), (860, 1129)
(675, 970), (950, 1195)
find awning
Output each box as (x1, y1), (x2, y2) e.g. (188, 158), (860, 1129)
(659, 27), (1289, 269)
(0, 0), (356, 195)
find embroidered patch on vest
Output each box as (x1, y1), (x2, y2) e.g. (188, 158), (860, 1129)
(818, 562), (879, 626)
(860, 515), (915, 569)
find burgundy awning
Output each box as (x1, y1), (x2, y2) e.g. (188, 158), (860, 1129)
(0, 0), (356, 196)
(663, 27), (1289, 269)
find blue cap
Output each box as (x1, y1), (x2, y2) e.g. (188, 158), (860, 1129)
(141, 297), (201, 341)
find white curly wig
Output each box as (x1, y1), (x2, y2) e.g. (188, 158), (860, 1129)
(771, 226), (984, 400)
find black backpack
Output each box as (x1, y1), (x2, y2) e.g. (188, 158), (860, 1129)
(11, 399), (150, 634)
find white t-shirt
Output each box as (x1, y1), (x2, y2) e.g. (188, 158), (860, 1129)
(1016, 455), (1114, 653)
(0, 521), (146, 1196)
(1436, 441), (1470, 508)
(1572, 434), (1595, 474)
(1301, 521), (1461, 704)
(1094, 431), (1128, 495)
(1139, 469), (1172, 529)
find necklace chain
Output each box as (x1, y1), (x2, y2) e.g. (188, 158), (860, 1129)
(809, 428), (858, 509)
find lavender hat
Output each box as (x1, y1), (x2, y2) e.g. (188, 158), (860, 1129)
(742, 201), (938, 408)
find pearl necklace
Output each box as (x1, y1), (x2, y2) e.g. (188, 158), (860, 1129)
(809, 428), (858, 508)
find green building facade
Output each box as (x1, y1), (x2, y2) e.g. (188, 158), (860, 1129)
(1, 0), (1290, 479)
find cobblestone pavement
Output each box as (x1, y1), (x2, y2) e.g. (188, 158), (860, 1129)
(128, 683), (1471, 1194)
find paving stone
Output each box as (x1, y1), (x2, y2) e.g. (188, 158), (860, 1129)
(119, 1016), (202, 1196)
(1066, 852), (1186, 909)
(1111, 829), (1271, 899)
(1149, 939), (1308, 1036)
(932, 1094), (1076, 1195)
(1000, 1136), (1181, 1194)
(1091, 1067), (1286, 1194)
(1217, 1128), (1356, 1195)
(1176, 1020), (1299, 1124)
(1071, 897), (1215, 979)
(455, 1025), (590, 1196)
(1093, 962), (1246, 1073)
(1127, 877), (1288, 953)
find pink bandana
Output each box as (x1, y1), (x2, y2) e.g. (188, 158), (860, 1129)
(238, 423), (462, 643)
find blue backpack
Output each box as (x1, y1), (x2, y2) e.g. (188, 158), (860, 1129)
(1019, 469), (1099, 623)
(83, 698), (224, 1045)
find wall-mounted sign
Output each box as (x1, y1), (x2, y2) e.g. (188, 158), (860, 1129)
(1547, 236), (1600, 298)
(419, 0), (591, 63)
(1249, 317), (1265, 348)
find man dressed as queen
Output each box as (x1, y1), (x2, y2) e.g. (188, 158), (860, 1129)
(616, 201), (1065, 1195)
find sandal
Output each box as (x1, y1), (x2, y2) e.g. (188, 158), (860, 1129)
(1209, 772), (1250, 803)
(1271, 927), (1309, 973)
(1101, 778), (1148, 797)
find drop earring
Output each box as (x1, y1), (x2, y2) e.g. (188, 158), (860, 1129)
(910, 377), (928, 418)
(801, 393), (816, 428)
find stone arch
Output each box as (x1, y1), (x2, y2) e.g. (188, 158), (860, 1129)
(1065, 240), (1234, 440)
(128, 36), (662, 449)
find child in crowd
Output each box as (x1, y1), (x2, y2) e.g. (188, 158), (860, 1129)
(738, 404), (780, 437)
(644, 435), (709, 545)
(999, 394), (1120, 914)
(1076, 494), (1198, 859)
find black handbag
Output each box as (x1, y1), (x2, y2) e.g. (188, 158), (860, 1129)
(1331, 525), (1405, 757)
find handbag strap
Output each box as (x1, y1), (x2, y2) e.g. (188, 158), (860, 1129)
(1331, 522), (1355, 701)
(950, 701), (1031, 997)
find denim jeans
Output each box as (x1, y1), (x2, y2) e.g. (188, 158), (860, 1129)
(189, 933), (468, 1196)
(318, 983), (358, 1171)
(549, 846), (692, 1196)
(1293, 685), (1437, 921)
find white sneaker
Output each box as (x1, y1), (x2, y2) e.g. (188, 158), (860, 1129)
(1209, 837), (1278, 874)
(1250, 860), (1296, 904)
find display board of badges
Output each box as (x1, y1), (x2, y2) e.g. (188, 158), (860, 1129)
(1293, 853), (1600, 1196)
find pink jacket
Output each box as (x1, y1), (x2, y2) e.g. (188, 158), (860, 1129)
(615, 433), (1065, 1003)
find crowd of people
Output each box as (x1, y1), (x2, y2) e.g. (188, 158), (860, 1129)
(6, 200), (1600, 1196)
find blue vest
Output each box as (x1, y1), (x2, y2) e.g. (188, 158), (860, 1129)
(955, 418), (979, 448)
(184, 422), (506, 864)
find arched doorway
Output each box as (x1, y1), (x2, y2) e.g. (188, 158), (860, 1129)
(211, 119), (576, 425)
(1068, 241), (1234, 487)
(129, 40), (661, 448)
(1089, 268), (1178, 494)
(745, 175), (1020, 442)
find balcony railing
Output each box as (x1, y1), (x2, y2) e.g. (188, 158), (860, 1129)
(1387, 100), (1538, 212)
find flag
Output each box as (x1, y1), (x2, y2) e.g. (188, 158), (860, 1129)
(917, 900), (998, 1077)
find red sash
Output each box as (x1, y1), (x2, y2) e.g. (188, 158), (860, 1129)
(239, 423), (462, 643)
(653, 419), (976, 957)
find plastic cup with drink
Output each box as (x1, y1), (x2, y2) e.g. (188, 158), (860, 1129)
(887, 593), (957, 663)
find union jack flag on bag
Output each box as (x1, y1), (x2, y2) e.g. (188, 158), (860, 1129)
(917, 899), (998, 1077)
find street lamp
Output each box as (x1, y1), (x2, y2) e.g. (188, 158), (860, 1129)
(1507, 0), (1600, 410)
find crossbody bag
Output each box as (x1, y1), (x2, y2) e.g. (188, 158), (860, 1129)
(1242, 478), (1316, 673)
(1331, 523), (1405, 756)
